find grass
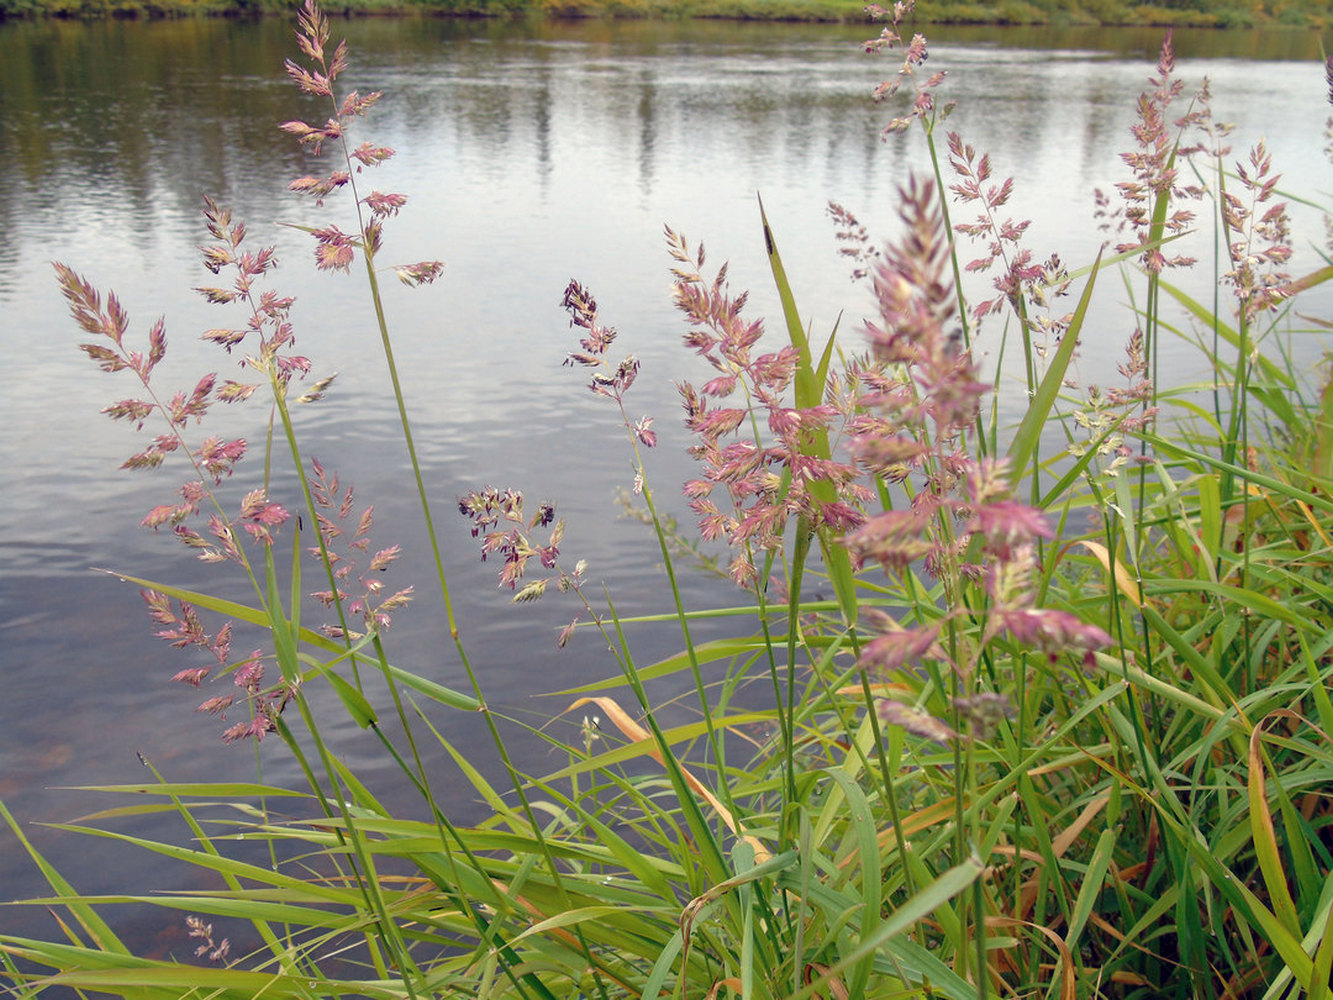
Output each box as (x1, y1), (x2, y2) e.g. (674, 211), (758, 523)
(2, 2), (1333, 998)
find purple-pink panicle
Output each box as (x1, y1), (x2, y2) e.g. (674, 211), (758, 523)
(842, 177), (1111, 742)
(186, 915), (230, 965)
(1221, 141), (1293, 317)
(458, 487), (581, 605)
(281, 0), (442, 287)
(827, 202), (880, 282)
(560, 277), (659, 503)
(667, 226), (868, 589)
(560, 280), (645, 406)
(145, 588), (296, 742)
(55, 262), (247, 490)
(1095, 31), (1209, 274)
(56, 206), (303, 583)
(947, 133), (1072, 337)
(865, 1), (949, 136)
(307, 458), (414, 637)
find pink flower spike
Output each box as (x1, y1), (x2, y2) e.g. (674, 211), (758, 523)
(998, 608), (1113, 668)
(363, 191), (407, 217)
(878, 700), (957, 745)
(967, 500), (1053, 558)
(860, 623), (944, 673)
(394, 261), (444, 287)
(220, 714), (276, 744)
(341, 95), (385, 122)
(284, 60), (332, 98)
(557, 617), (580, 649)
(634, 416), (657, 448)
(233, 652), (265, 692)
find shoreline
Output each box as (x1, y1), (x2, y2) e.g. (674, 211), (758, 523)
(1, 0), (1329, 30)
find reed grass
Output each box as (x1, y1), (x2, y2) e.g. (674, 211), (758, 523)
(2, 3), (1332, 998)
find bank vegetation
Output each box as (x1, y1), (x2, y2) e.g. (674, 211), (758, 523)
(2, 0), (1330, 30)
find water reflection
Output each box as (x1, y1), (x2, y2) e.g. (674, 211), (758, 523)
(1, 13), (1329, 951)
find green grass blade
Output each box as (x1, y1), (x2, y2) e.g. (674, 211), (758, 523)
(758, 196), (858, 624)
(0, 799), (129, 955)
(784, 857), (984, 1000)
(822, 769), (882, 997)
(1248, 718), (1302, 937)
(1065, 826), (1115, 951)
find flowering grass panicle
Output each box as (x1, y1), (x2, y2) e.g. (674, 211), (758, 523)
(216, 650), (296, 744)
(1095, 31), (1206, 274)
(307, 457), (413, 638)
(561, 278), (658, 456)
(184, 915), (230, 965)
(54, 192), (316, 743)
(142, 586), (293, 741)
(55, 261), (242, 522)
(281, 0), (442, 287)
(845, 177), (1110, 727)
(458, 487), (581, 605)
(457, 280), (653, 609)
(1070, 329), (1157, 477)
(47, 7), (454, 748)
(668, 226), (867, 588)
(1222, 141), (1294, 316)
(196, 198), (310, 384)
(826, 201), (879, 281)
(865, 0), (949, 136)
(63, 191), (308, 565)
(947, 132), (1071, 343)
(143, 589), (232, 688)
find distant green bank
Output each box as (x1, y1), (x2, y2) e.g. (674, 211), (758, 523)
(2, 0), (1328, 31)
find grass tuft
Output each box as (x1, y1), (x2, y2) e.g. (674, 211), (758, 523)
(3, 1), (1333, 998)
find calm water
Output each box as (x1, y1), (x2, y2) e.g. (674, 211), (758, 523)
(1, 13), (1330, 948)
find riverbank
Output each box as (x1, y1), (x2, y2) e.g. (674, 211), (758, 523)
(2, 0), (1329, 29)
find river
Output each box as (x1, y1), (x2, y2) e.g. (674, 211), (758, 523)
(1, 11), (1329, 952)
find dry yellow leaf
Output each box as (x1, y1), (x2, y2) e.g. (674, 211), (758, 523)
(1077, 540), (1144, 608)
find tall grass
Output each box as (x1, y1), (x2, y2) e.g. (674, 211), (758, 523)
(2, 3), (1332, 998)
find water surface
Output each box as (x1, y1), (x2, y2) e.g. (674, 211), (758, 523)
(1, 13), (1329, 949)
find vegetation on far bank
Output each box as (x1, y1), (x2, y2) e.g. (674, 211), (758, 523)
(2, 0), (1331, 30)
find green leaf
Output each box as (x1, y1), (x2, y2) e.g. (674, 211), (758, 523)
(1248, 717), (1302, 937)
(1314, 365), (1333, 482)
(1141, 578), (1324, 634)
(54, 782), (308, 799)
(316, 657), (377, 728)
(1065, 826), (1115, 949)
(782, 857), (983, 1000)
(822, 769), (882, 997)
